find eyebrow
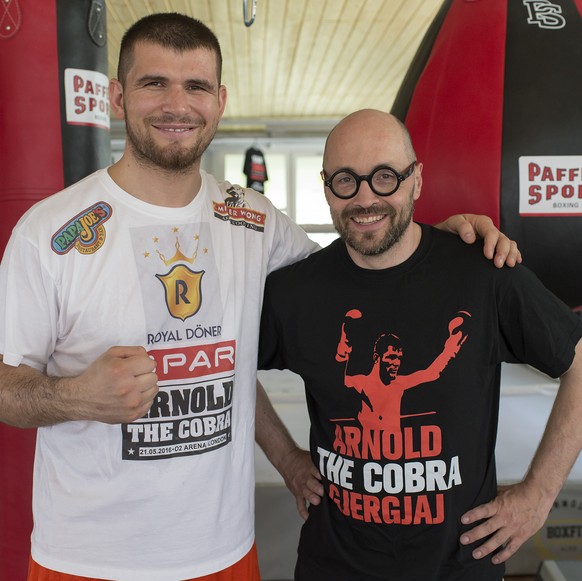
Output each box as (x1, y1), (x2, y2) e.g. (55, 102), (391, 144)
(135, 75), (217, 92)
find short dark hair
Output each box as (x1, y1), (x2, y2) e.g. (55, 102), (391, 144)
(117, 12), (223, 85)
(373, 333), (401, 361)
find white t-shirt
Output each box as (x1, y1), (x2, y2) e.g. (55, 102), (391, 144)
(0, 169), (318, 580)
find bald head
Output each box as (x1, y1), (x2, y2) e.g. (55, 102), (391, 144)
(321, 109), (422, 268)
(323, 109), (416, 174)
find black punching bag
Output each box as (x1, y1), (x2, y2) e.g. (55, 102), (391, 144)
(0, 2), (109, 579)
(392, 0), (582, 310)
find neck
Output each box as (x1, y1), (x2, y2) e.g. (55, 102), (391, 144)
(346, 222), (422, 270)
(108, 153), (203, 207)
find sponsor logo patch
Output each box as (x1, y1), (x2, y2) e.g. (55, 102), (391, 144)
(213, 201), (266, 232)
(155, 236), (205, 321)
(51, 202), (112, 255)
(213, 185), (266, 232)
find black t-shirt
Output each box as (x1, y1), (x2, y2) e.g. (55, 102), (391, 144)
(259, 224), (582, 581)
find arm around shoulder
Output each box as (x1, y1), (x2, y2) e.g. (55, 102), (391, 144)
(435, 213), (522, 267)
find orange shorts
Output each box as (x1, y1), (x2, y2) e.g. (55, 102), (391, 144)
(28, 542), (260, 581)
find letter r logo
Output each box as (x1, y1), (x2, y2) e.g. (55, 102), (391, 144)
(156, 266), (205, 321)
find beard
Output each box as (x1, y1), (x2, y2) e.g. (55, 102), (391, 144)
(331, 193), (415, 257)
(124, 113), (218, 173)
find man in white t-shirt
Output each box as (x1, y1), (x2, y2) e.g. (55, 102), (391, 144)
(0, 13), (520, 581)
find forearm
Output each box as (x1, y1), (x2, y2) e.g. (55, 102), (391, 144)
(256, 378), (323, 518)
(1, 347), (159, 428)
(255, 378), (300, 474)
(459, 341), (582, 563)
(522, 343), (582, 502)
(0, 357), (75, 428)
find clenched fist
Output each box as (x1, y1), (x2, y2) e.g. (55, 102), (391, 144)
(72, 346), (159, 424)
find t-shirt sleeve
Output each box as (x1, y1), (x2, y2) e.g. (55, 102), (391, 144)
(496, 264), (582, 377)
(0, 229), (58, 371)
(266, 206), (319, 274)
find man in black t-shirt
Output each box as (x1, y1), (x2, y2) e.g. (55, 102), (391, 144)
(257, 110), (582, 581)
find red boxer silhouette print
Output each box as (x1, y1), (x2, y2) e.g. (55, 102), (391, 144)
(336, 310), (470, 431)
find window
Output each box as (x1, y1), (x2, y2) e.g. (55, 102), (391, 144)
(211, 137), (338, 247)
(225, 152), (288, 214)
(295, 155), (329, 224)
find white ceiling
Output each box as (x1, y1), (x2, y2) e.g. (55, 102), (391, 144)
(106, 0), (444, 134)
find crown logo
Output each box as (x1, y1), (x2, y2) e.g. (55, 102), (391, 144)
(157, 237), (196, 266)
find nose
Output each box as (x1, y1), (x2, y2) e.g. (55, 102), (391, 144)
(162, 85), (190, 115)
(352, 179), (380, 207)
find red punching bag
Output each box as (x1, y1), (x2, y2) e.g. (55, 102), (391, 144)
(0, 1), (109, 579)
(392, 0), (582, 311)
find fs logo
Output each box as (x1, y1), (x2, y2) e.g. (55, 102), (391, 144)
(156, 237), (204, 321)
(523, 0), (566, 29)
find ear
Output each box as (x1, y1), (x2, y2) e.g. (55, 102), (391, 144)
(217, 85), (228, 119)
(413, 162), (423, 201)
(109, 79), (125, 120)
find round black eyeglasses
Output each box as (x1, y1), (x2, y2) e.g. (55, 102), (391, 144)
(321, 161), (416, 199)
